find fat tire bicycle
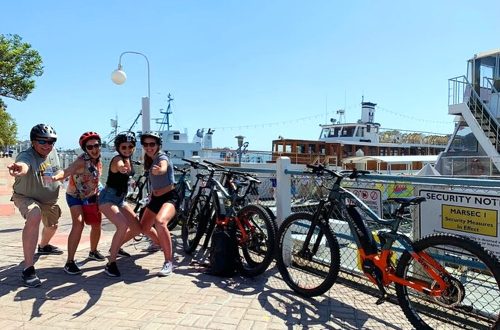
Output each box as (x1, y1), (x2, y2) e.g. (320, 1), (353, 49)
(276, 164), (500, 329)
(204, 160), (276, 224)
(181, 160), (277, 277)
(169, 159), (207, 230)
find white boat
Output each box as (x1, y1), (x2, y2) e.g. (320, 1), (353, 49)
(435, 49), (500, 177)
(100, 94), (272, 167)
(271, 101), (449, 173)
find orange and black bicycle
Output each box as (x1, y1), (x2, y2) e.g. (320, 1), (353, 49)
(181, 160), (276, 277)
(276, 164), (500, 329)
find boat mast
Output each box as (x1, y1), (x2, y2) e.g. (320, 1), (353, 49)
(157, 93), (174, 132)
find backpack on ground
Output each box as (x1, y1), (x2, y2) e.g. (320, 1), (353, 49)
(207, 221), (239, 277)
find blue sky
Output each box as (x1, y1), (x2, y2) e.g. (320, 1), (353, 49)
(2, 1), (499, 151)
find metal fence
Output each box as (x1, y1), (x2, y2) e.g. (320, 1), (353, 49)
(233, 157), (500, 326)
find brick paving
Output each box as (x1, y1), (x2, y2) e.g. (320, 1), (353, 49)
(0, 158), (414, 329)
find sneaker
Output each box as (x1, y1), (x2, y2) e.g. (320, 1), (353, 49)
(64, 260), (82, 275)
(22, 266), (41, 287)
(145, 242), (161, 253)
(158, 261), (173, 277)
(116, 248), (131, 258)
(37, 244), (63, 255)
(88, 250), (106, 261)
(104, 261), (121, 277)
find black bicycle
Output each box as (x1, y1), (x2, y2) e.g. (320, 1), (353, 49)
(181, 160), (276, 277)
(204, 160), (276, 223)
(169, 159), (207, 230)
(276, 164), (500, 329)
(125, 161), (149, 219)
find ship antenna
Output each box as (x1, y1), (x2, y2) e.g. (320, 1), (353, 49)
(157, 93), (174, 132)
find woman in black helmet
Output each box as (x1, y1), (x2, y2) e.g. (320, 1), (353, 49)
(140, 131), (177, 276)
(98, 131), (151, 277)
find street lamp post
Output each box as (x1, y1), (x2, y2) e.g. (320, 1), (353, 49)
(111, 51), (151, 133)
(235, 135), (249, 165)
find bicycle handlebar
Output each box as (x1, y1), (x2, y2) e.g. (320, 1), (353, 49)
(181, 158), (210, 170)
(203, 160), (260, 184)
(306, 164), (369, 180)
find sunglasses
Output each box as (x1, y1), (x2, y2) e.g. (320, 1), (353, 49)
(120, 145), (135, 150)
(36, 139), (56, 145)
(85, 143), (101, 151)
(142, 142), (157, 148)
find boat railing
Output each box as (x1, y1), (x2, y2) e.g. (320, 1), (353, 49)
(448, 75), (500, 149)
(483, 76), (500, 118)
(448, 75), (470, 106)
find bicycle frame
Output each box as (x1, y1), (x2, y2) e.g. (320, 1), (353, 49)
(193, 165), (255, 250)
(303, 176), (453, 298)
(339, 187), (451, 296)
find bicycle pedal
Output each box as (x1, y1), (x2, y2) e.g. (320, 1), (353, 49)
(375, 295), (386, 305)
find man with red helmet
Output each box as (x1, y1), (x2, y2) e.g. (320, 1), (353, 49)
(53, 131), (105, 275)
(7, 123), (63, 287)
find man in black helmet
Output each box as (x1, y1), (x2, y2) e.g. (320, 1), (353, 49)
(7, 123), (64, 288)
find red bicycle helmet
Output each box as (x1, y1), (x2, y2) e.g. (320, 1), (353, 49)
(79, 131), (101, 148)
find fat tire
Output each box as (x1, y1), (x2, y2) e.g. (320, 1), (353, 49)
(395, 233), (500, 330)
(276, 212), (340, 297)
(235, 204), (277, 277)
(182, 194), (210, 254)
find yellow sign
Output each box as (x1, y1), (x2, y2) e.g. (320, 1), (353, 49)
(442, 205), (498, 237)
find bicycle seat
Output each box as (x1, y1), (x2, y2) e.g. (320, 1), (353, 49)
(387, 197), (426, 205)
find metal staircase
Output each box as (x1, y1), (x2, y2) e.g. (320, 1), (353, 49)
(467, 95), (500, 152)
(447, 75), (500, 172)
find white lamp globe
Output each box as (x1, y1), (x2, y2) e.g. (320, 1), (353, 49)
(111, 69), (127, 85)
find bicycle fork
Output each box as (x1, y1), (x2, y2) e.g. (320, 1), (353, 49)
(298, 202), (327, 260)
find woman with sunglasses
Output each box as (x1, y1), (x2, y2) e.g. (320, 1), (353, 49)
(98, 132), (155, 277)
(139, 131), (177, 277)
(53, 132), (105, 275)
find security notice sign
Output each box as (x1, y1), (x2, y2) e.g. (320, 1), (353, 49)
(419, 189), (500, 257)
(347, 187), (382, 217)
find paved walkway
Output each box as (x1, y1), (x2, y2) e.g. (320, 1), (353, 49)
(0, 158), (414, 329)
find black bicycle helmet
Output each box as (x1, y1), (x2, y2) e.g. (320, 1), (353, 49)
(140, 131), (162, 146)
(114, 131), (136, 149)
(79, 131), (101, 148)
(30, 124), (57, 141)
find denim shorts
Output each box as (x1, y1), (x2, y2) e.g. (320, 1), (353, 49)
(98, 187), (126, 207)
(66, 193), (98, 207)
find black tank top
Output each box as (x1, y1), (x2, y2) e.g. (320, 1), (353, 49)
(106, 156), (135, 195)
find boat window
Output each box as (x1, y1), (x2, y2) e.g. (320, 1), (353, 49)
(366, 125), (371, 133)
(341, 126), (355, 137)
(308, 144), (316, 153)
(448, 125), (478, 153)
(297, 144), (305, 153)
(285, 144), (292, 153)
(356, 127), (364, 137)
(192, 151), (198, 156)
(173, 134), (180, 141)
(332, 127), (341, 137)
(321, 128), (329, 138)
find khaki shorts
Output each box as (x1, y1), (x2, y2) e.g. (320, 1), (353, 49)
(12, 193), (61, 227)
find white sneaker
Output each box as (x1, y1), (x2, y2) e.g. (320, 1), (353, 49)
(158, 261), (173, 277)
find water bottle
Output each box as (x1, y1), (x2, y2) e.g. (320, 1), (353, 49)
(42, 167), (54, 188)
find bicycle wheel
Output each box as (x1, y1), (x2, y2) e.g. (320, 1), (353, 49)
(167, 214), (181, 231)
(181, 194), (210, 254)
(395, 234), (500, 330)
(235, 204), (276, 277)
(276, 212), (341, 297)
